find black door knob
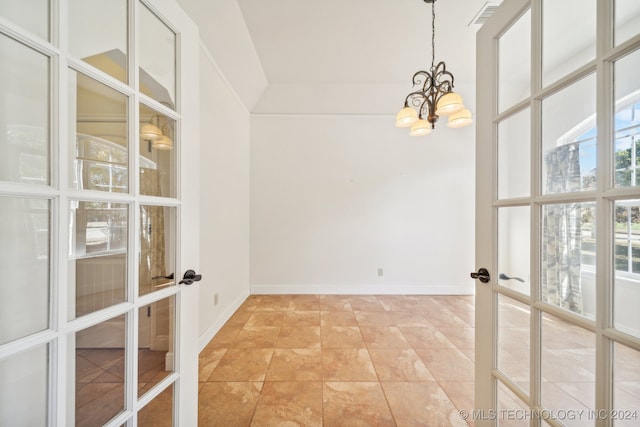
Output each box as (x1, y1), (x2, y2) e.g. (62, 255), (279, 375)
(179, 269), (203, 285)
(470, 268), (491, 283)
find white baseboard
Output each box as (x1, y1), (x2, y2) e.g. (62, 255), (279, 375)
(250, 283), (474, 295)
(165, 351), (174, 371)
(198, 288), (250, 352)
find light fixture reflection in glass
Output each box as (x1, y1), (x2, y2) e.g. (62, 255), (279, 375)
(140, 116), (173, 150)
(152, 134), (173, 150)
(140, 123), (163, 141)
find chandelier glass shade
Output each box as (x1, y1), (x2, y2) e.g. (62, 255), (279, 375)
(395, 106), (419, 127)
(410, 119), (432, 136)
(447, 107), (473, 128)
(396, 0), (472, 135)
(435, 92), (463, 115)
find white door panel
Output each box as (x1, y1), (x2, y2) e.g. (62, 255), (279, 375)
(475, 1), (640, 426)
(0, 0), (199, 425)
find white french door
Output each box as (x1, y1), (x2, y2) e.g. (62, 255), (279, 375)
(475, 0), (640, 426)
(0, 0), (200, 425)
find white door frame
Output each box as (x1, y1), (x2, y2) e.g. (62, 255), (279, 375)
(474, 0), (515, 420)
(171, 0), (200, 422)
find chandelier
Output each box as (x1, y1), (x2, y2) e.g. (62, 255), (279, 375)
(395, 0), (473, 136)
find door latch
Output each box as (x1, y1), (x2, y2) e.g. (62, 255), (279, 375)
(499, 273), (524, 282)
(179, 269), (202, 285)
(470, 268), (491, 283)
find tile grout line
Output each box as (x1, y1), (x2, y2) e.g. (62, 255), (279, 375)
(368, 296), (399, 427)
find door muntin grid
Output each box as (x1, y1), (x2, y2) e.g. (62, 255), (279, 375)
(487, 0), (640, 425)
(0, 1), (185, 425)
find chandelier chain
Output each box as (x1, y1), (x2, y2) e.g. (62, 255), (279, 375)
(431, 0), (435, 71)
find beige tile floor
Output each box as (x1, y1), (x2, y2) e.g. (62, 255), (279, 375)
(70, 294), (640, 425)
(198, 295), (476, 426)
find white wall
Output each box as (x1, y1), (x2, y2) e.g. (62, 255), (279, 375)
(177, 0), (267, 111)
(250, 115), (476, 294)
(197, 46), (251, 349)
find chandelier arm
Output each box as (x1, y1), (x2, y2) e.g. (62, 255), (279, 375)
(431, 61), (455, 88)
(433, 79), (453, 96)
(405, 92), (427, 111)
(438, 71), (455, 88)
(411, 70), (435, 93)
(419, 98), (431, 120)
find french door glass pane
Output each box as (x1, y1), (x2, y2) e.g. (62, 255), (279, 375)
(75, 314), (126, 426)
(138, 295), (175, 398)
(541, 313), (595, 426)
(613, 342), (640, 425)
(138, 383), (173, 426)
(542, 74), (596, 195)
(139, 205), (176, 296)
(498, 108), (531, 199)
(139, 104), (176, 198)
(0, 344), (48, 427)
(0, 34), (49, 185)
(0, 1), (49, 40)
(69, 200), (128, 319)
(497, 381), (529, 427)
(614, 0), (640, 47)
(498, 9), (530, 113)
(613, 49), (640, 188)
(541, 202), (595, 318)
(542, 0), (596, 87)
(613, 200), (640, 338)
(498, 206), (530, 294)
(0, 197), (49, 345)
(497, 295), (530, 395)
(69, 70), (129, 192)
(139, 2), (176, 109)
(68, 0), (128, 83)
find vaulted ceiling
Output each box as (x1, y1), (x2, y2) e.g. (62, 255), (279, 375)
(178, 0), (640, 116)
(237, 0), (489, 115)
(179, 0), (490, 115)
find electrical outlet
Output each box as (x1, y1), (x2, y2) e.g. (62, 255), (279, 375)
(214, 293), (219, 306)
(378, 268), (383, 277)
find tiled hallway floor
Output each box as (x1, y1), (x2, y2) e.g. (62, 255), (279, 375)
(198, 294), (475, 426)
